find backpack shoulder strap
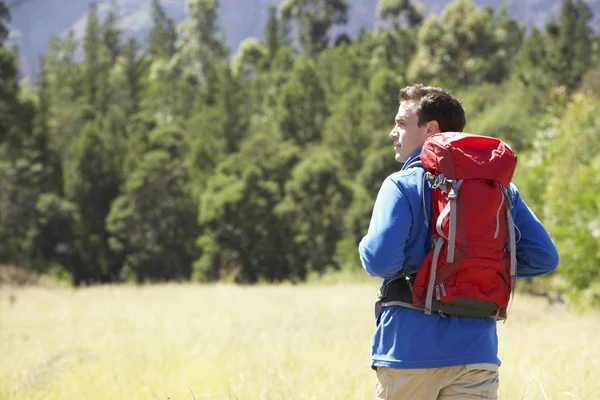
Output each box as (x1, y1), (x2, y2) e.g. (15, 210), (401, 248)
(404, 156), (430, 231)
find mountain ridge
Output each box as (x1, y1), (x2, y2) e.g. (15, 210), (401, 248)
(8, 0), (600, 78)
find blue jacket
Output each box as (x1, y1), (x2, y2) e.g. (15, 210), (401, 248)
(358, 148), (559, 369)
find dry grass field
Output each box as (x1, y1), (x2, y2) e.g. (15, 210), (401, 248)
(1, 282), (598, 399)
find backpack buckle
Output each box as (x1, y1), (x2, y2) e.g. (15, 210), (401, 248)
(448, 186), (458, 200)
(426, 173), (447, 189)
(447, 181), (462, 200)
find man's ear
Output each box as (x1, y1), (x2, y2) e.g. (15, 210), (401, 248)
(427, 120), (440, 135)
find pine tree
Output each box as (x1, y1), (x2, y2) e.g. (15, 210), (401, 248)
(263, 3), (289, 63)
(178, 0), (229, 105)
(83, 3), (101, 107)
(278, 55), (328, 146)
(0, 1), (20, 146)
(545, 0), (593, 90)
(42, 32), (85, 154)
(149, 0), (176, 59)
(0, 1), (8, 43)
(102, 0), (122, 63)
(408, 0), (523, 87)
(377, 0), (423, 28)
(121, 35), (146, 117)
(280, 0), (349, 56)
(107, 124), (196, 283)
(63, 121), (124, 283)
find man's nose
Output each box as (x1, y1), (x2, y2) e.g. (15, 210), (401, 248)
(389, 128), (398, 139)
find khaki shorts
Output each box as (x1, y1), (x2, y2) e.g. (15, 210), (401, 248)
(375, 363), (499, 400)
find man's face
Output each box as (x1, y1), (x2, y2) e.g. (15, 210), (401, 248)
(389, 100), (431, 163)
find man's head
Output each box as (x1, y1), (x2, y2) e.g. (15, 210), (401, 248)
(390, 84), (466, 163)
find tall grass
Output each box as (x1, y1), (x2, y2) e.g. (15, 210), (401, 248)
(1, 282), (598, 399)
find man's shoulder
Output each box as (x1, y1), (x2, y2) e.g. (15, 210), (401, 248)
(387, 167), (426, 190)
(508, 183), (523, 203)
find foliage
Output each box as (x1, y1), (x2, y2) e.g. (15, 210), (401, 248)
(278, 55), (329, 146)
(1, 0), (599, 307)
(195, 133), (302, 283)
(408, 0), (524, 88)
(281, 0), (349, 56)
(542, 94), (600, 307)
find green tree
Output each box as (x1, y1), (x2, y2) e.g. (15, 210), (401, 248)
(107, 126), (197, 282)
(32, 193), (80, 275)
(0, 159), (43, 268)
(185, 107), (227, 194)
(149, 0), (176, 59)
(144, 59), (179, 120)
(63, 120), (124, 284)
(514, 28), (551, 92)
(377, 0), (423, 27)
(0, 1), (8, 41)
(275, 148), (353, 274)
(102, 1), (122, 63)
(278, 55), (328, 146)
(281, 0), (349, 56)
(317, 41), (369, 98)
(408, 0), (523, 88)
(0, 2), (68, 272)
(367, 67), (403, 132)
(335, 146), (400, 269)
(263, 3), (289, 64)
(543, 94), (600, 305)
(41, 32), (85, 154)
(113, 35), (148, 117)
(143, 0), (179, 118)
(195, 133), (302, 283)
(246, 47), (295, 126)
(0, 1), (21, 147)
(369, 23), (418, 77)
(457, 82), (538, 151)
(545, 0), (593, 90)
(322, 88), (374, 174)
(231, 37), (268, 78)
(83, 3), (101, 107)
(0, 88), (62, 271)
(177, 0), (229, 105)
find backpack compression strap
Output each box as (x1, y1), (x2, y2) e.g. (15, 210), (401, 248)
(503, 184), (518, 321)
(445, 180), (463, 263)
(425, 237), (444, 314)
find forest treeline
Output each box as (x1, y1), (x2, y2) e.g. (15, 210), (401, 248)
(1, 0), (599, 307)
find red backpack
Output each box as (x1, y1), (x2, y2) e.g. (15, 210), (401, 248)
(376, 132), (518, 321)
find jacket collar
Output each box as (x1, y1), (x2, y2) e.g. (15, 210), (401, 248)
(401, 147), (423, 171)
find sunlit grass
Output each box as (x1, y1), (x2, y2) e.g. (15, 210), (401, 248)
(1, 282), (598, 399)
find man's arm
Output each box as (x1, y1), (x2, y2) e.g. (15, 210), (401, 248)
(359, 177), (412, 279)
(512, 185), (560, 278)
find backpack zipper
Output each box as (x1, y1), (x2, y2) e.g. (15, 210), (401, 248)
(440, 282), (447, 297)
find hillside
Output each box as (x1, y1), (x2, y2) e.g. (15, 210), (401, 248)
(8, 0), (600, 78)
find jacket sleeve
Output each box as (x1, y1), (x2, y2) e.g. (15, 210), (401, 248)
(511, 185), (560, 278)
(358, 177), (412, 279)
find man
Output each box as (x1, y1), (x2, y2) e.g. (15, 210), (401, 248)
(358, 84), (559, 399)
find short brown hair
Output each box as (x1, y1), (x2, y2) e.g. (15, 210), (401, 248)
(399, 84), (466, 132)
